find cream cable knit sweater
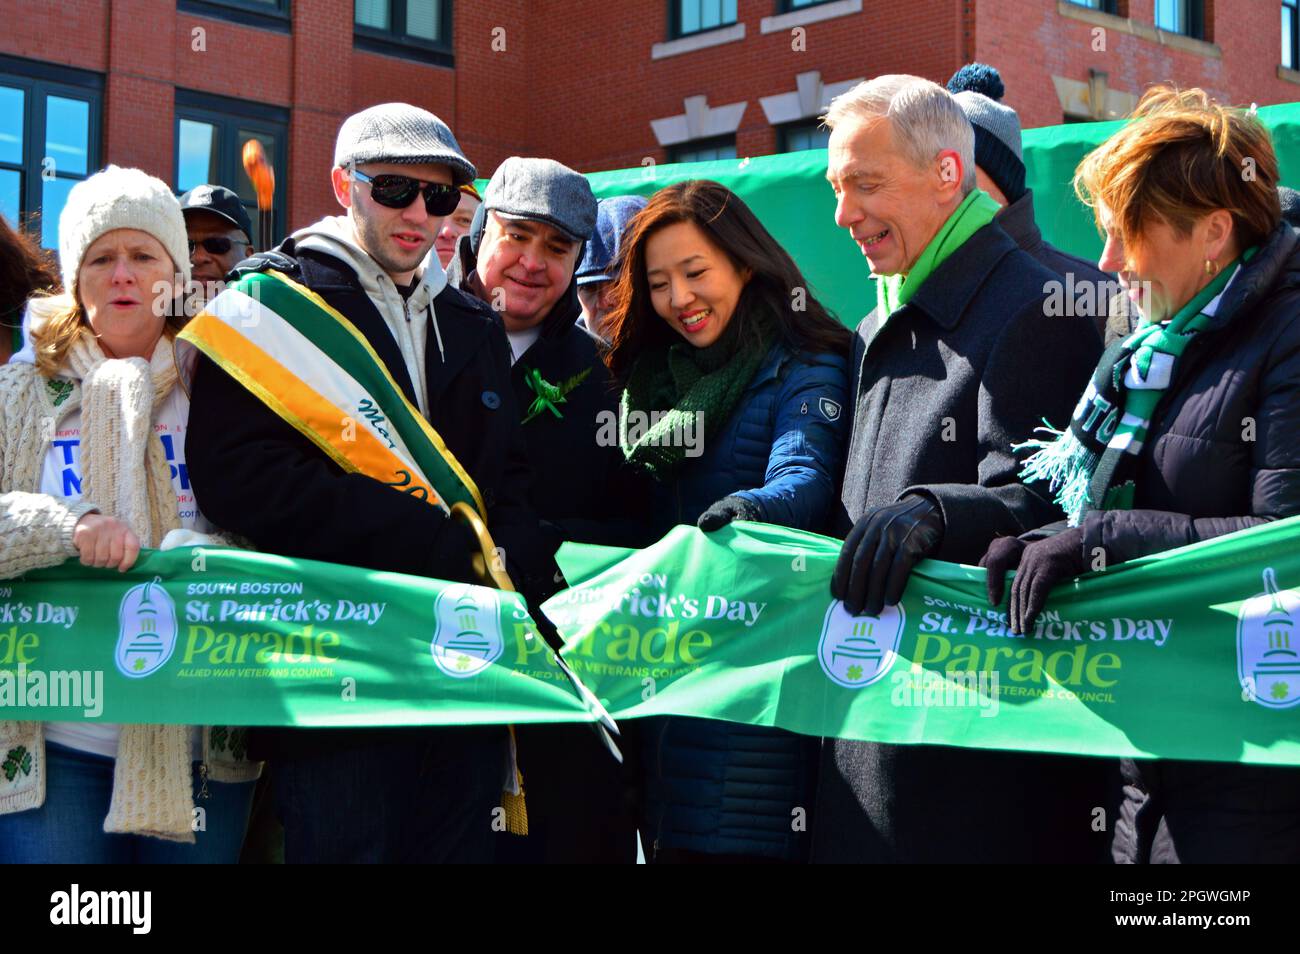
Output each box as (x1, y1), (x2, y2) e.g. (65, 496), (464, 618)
(0, 312), (259, 841)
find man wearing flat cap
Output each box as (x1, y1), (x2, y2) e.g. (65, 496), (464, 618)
(445, 157), (648, 863)
(445, 157), (644, 548)
(185, 103), (559, 863)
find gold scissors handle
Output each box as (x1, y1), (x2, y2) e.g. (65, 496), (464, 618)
(450, 501), (515, 592)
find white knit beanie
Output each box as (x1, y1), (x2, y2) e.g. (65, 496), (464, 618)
(57, 165), (191, 297)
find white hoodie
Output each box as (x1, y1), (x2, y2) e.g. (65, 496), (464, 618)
(292, 215), (449, 418)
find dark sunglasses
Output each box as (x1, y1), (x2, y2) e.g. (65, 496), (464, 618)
(188, 236), (247, 256)
(352, 168), (460, 216)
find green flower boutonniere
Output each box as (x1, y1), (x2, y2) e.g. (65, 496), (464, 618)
(522, 366), (591, 424)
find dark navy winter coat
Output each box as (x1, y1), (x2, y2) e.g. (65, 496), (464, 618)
(641, 340), (849, 861)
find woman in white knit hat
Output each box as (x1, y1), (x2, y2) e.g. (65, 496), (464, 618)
(0, 165), (259, 862)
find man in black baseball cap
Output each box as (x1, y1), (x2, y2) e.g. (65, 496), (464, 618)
(179, 184), (254, 305)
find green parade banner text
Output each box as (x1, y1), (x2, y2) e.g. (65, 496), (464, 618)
(2, 515), (1298, 766)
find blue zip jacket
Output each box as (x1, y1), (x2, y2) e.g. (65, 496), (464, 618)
(642, 341), (848, 860)
(647, 343), (849, 533)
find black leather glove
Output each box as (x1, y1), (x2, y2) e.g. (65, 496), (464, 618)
(1004, 526), (1087, 635)
(226, 248), (298, 283)
(978, 535), (1029, 609)
(697, 495), (763, 532)
(831, 495), (944, 617)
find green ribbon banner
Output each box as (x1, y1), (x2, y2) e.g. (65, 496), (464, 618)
(2, 517), (1299, 766)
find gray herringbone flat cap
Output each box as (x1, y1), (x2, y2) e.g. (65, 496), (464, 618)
(334, 103), (476, 185)
(483, 156), (597, 243)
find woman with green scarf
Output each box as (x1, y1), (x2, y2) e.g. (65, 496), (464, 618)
(981, 87), (1300, 864)
(602, 179), (851, 862)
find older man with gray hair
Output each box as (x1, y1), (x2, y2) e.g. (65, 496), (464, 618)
(815, 75), (1105, 863)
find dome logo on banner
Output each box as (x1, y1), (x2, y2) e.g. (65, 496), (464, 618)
(115, 577), (179, 678)
(1237, 567), (1300, 709)
(818, 600), (904, 689)
(431, 584), (504, 678)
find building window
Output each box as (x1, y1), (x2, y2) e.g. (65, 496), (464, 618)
(1286, 0), (1299, 69)
(174, 89), (288, 246)
(779, 120), (830, 152)
(355, 0), (453, 64)
(1155, 0), (1203, 38)
(777, 0), (840, 10)
(671, 0), (738, 38)
(668, 135), (737, 164)
(177, 0), (291, 33)
(0, 56), (102, 250)
(1065, 0), (1117, 11)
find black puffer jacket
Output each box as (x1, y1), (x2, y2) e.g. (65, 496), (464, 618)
(1082, 224), (1300, 564)
(1075, 223), (1300, 864)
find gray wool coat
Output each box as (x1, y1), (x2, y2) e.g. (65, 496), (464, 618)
(813, 218), (1109, 863)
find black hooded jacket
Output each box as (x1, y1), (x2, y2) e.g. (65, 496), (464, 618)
(186, 239), (562, 757)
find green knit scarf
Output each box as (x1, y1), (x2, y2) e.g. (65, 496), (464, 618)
(1017, 249), (1253, 526)
(878, 188), (1001, 317)
(619, 306), (776, 479)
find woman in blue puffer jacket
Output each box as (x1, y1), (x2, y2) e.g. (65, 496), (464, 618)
(603, 179), (852, 862)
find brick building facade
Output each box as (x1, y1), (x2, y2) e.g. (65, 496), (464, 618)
(2, 0), (1298, 248)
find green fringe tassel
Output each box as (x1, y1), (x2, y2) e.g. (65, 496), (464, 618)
(1014, 421), (1097, 527)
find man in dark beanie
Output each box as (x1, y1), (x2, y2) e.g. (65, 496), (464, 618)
(948, 64), (1114, 339)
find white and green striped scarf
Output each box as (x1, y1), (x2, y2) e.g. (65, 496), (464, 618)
(1017, 251), (1251, 525)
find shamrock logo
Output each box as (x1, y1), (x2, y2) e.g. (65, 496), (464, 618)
(46, 378), (74, 407)
(3, 746), (32, 782)
(133, 658), (146, 672)
(455, 654), (472, 671)
(1272, 681), (1290, 701)
(846, 664), (864, 682)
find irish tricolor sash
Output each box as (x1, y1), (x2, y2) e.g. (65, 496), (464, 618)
(180, 269), (486, 519)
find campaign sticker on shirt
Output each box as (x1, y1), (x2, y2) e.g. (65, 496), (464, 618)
(819, 398), (842, 422)
(39, 390), (213, 533)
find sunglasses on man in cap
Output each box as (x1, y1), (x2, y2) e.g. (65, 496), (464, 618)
(351, 168), (461, 216)
(188, 236), (249, 256)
